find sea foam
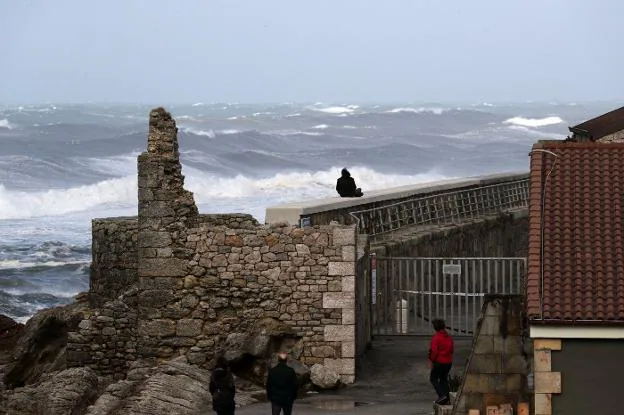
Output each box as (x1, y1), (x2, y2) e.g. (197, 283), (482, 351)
(0, 164), (449, 220)
(503, 116), (563, 128)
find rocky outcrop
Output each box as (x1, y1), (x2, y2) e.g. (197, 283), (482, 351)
(310, 364), (340, 389)
(6, 367), (101, 414)
(86, 357), (212, 415)
(0, 315), (24, 366)
(3, 295), (90, 388)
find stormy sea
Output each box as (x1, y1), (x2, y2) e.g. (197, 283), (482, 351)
(0, 101), (617, 322)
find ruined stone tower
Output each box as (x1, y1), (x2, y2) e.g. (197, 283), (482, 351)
(136, 108), (199, 358)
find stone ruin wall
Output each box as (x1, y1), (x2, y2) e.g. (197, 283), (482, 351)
(67, 108), (360, 384)
(89, 217), (138, 307)
(452, 294), (532, 415)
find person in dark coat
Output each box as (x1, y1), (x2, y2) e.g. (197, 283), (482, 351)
(266, 352), (298, 415)
(428, 318), (454, 405)
(336, 168), (363, 197)
(210, 356), (236, 415)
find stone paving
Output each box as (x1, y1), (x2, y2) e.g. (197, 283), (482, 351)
(237, 335), (472, 414)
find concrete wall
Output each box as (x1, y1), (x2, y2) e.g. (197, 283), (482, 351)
(265, 173), (528, 227)
(529, 338), (624, 415)
(452, 294), (532, 415)
(373, 210), (528, 258)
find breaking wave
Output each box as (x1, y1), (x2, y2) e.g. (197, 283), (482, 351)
(0, 166), (449, 220)
(503, 116), (563, 128)
(310, 106), (356, 114)
(387, 107), (446, 115)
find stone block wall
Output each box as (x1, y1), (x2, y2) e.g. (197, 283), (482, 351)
(452, 294), (532, 415)
(68, 108), (361, 383)
(90, 218), (138, 307)
(67, 287), (138, 379)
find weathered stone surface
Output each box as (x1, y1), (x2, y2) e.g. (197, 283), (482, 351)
(328, 262), (355, 276)
(66, 108), (362, 393)
(86, 357), (211, 415)
(138, 258), (187, 277)
(332, 228), (354, 246)
(4, 298), (89, 388)
(310, 364), (340, 389)
(176, 319), (203, 337)
(6, 367), (101, 415)
(324, 325), (355, 342)
(323, 292), (354, 309)
(0, 315), (24, 365)
(138, 320), (176, 337)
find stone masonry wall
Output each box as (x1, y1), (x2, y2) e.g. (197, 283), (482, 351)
(90, 218), (138, 307)
(452, 294), (532, 415)
(67, 287), (139, 379)
(68, 108), (359, 383)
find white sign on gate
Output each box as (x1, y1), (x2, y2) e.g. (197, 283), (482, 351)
(442, 263), (461, 275)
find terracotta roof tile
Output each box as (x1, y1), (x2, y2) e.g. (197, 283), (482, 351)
(527, 141), (624, 324)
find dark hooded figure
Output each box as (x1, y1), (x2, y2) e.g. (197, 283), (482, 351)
(210, 356), (236, 415)
(336, 168), (363, 197)
(266, 352), (298, 415)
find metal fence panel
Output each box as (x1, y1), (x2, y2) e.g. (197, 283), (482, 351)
(349, 179), (529, 243)
(372, 257), (526, 336)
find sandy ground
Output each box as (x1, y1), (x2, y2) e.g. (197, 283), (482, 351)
(237, 335), (472, 415)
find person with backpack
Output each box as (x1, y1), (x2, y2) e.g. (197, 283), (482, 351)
(428, 318), (454, 405)
(210, 356), (236, 415)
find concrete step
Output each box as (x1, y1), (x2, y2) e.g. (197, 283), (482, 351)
(433, 403), (453, 415)
(433, 392), (458, 415)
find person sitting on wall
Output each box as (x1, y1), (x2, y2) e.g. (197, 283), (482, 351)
(336, 168), (363, 197)
(428, 318), (454, 405)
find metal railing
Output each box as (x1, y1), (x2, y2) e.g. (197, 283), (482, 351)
(349, 178), (529, 241)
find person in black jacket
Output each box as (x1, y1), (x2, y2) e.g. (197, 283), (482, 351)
(209, 356), (236, 415)
(266, 352), (298, 415)
(336, 168), (363, 197)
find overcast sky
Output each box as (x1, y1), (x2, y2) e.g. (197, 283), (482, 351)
(1, 0), (622, 104)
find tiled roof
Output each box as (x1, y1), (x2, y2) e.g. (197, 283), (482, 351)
(527, 141), (624, 324)
(569, 106), (624, 141)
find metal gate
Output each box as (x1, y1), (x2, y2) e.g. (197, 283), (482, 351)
(371, 256), (526, 336)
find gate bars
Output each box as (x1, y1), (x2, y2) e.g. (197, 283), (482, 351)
(371, 256), (526, 336)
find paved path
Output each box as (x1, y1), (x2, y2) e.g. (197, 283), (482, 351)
(237, 336), (472, 415)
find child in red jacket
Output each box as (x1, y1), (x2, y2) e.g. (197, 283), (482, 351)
(428, 318), (454, 405)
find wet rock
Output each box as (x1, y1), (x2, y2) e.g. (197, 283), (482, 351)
(310, 364), (340, 389)
(0, 315), (24, 365)
(6, 367), (101, 414)
(86, 357), (210, 415)
(3, 297), (90, 388)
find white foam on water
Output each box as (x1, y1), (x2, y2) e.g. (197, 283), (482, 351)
(0, 165), (450, 220)
(503, 116), (563, 127)
(387, 107), (446, 115)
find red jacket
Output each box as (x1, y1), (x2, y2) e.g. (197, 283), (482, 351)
(429, 330), (454, 364)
